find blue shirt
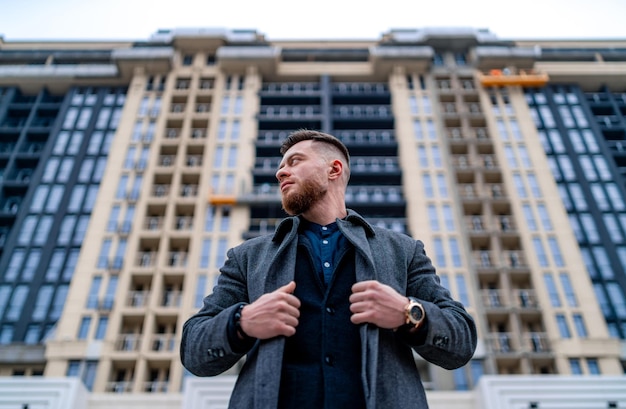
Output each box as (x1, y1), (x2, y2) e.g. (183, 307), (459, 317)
(301, 220), (348, 285)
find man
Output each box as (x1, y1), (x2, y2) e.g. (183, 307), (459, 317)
(181, 130), (477, 408)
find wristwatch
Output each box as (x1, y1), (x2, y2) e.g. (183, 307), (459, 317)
(404, 297), (425, 331)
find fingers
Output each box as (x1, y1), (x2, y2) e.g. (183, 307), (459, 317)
(277, 280), (296, 294)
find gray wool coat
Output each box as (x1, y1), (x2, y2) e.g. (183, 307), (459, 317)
(181, 210), (477, 409)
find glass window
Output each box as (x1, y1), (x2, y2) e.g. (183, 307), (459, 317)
(87, 132), (103, 154)
(544, 273), (561, 307)
(87, 276), (102, 309)
(568, 184), (587, 211)
(442, 204), (454, 231)
(200, 239), (212, 269)
(536, 204), (552, 231)
(0, 325), (14, 344)
(57, 158), (74, 182)
(5, 250), (25, 281)
(68, 185), (85, 213)
(116, 175), (129, 199)
(449, 238), (462, 267)
(34, 216), (53, 245)
(572, 314), (587, 338)
(422, 174), (433, 198)
(522, 204), (537, 231)
(433, 237), (446, 267)
(24, 325), (40, 345)
(580, 214), (599, 242)
(568, 130), (585, 152)
(413, 120), (423, 140)
(204, 206), (214, 231)
(606, 184), (625, 211)
(604, 214), (623, 242)
(6, 285), (28, 321)
(78, 317), (91, 339)
(63, 107), (78, 129)
(49, 285), (68, 320)
(76, 108), (92, 129)
(513, 173), (527, 198)
(594, 284), (611, 317)
(607, 283), (626, 319)
(67, 132), (83, 155)
(215, 238), (228, 269)
(58, 215), (76, 245)
(45, 185), (64, 213)
(587, 359), (600, 375)
(582, 130), (598, 152)
(73, 216), (89, 245)
(527, 174), (541, 198)
(569, 359), (582, 375)
(417, 145), (428, 167)
(556, 314), (571, 338)
(83, 186), (99, 212)
(63, 249), (80, 281)
(227, 146), (238, 168)
(21, 250), (40, 281)
(220, 207), (231, 232)
(31, 286), (53, 320)
(42, 158), (59, 183)
(221, 96), (230, 114)
(548, 237), (564, 267)
(504, 145), (517, 168)
(30, 185), (49, 213)
(435, 174), (448, 198)
(94, 317), (108, 340)
(54, 131), (70, 154)
(108, 205), (120, 232)
(431, 146), (441, 167)
(426, 120), (437, 140)
(213, 146), (224, 168)
(559, 273), (578, 307)
(517, 145), (531, 168)
(558, 156), (576, 181)
(195, 275), (207, 308)
(593, 247), (614, 279)
(456, 274), (470, 306)
(428, 205), (439, 231)
(46, 250), (65, 282)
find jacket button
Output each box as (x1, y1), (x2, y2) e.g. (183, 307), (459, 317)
(324, 355), (334, 366)
(325, 306), (335, 315)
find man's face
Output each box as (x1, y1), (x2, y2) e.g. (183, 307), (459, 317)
(276, 140), (328, 215)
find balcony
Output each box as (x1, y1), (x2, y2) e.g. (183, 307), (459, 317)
(161, 290), (182, 307)
(167, 252), (188, 268)
(115, 334), (141, 352)
(472, 250), (528, 270)
(152, 184), (170, 198)
(106, 381), (133, 393)
(259, 105), (321, 118)
(127, 291), (149, 307)
(137, 252), (157, 268)
(180, 184), (198, 198)
(150, 334), (177, 352)
(143, 381), (169, 393)
(174, 216), (193, 230)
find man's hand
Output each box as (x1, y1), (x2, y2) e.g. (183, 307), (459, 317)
(349, 280), (407, 329)
(240, 281), (301, 339)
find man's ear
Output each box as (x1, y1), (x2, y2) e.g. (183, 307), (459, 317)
(328, 159), (343, 180)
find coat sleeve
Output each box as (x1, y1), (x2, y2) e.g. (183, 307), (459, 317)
(180, 246), (256, 377)
(399, 239), (477, 370)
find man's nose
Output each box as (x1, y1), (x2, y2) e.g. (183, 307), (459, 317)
(276, 167), (288, 181)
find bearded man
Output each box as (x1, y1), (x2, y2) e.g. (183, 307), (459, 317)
(181, 129), (476, 409)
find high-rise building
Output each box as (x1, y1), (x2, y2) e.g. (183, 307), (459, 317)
(0, 27), (625, 407)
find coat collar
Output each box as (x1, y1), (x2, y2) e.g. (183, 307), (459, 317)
(271, 209), (376, 243)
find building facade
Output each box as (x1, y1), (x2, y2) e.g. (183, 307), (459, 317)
(0, 27), (625, 399)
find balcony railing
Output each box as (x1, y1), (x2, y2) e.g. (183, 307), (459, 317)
(150, 334), (177, 352)
(106, 381), (133, 393)
(472, 250), (528, 269)
(127, 291), (149, 307)
(115, 334), (141, 351)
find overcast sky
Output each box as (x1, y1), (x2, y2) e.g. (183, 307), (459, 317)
(1, 0), (626, 42)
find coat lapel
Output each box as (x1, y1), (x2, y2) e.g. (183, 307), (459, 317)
(255, 217), (300, 408)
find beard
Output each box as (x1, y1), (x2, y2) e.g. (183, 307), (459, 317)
(281, 178), (327, 215)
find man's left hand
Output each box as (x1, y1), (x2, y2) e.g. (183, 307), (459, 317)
(349, 280), (407, 329)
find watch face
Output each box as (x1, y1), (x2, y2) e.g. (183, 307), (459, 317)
(410, 304), (423, 322)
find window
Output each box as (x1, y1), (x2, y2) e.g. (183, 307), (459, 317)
(513, 173), (526, 198)
(593, 247), (614, 279)
(67, 131), (83, 155)
(5, 250), (25, 281)
(195, 275), (208, 308)
(227, 146), (238, 168)
(436, 174), (448, 198)
(6, 285), (28, 321)
(215, 239), (227, 269)
(98, 239), (112, 269)
(78, 317), (91, 339)
(116, 175), (129, 199)
(422, 174), (433, 198)
(57, 158), (74, 182)
(606, 184), (625, 211)
(200, 239), (212, 269)
(428, 205), (439, 231)
(533, 237), (548, 267)
(108, 206), (120, 232)
(49, 285), (68, 320)
(607, 283), (626, 319)
(587, 359), (600, 375)
(456, 275), (469, 306)
(86, 276), (102, 309)
(523, 205), (537, 231)
(417, 146), (428, 167)
(559, 273), (577, 307)
(572, 314), (587, 338)
(433, 238), (446, 267)
(556, 314), (571, 338)
(449, 238), (462, 267)
(34, 217), (53, 245)
(569, 359), (582, 375)
(544, 273), (561, 307)
(31, 286), (53, 321)
(527, 174), (541, 198)
(94, 317), (108, 340)
(413, 120), (423, 140)
(46, 250), (65, 282)
(547, 237), (564, 267)
(604, 214), (623, 242)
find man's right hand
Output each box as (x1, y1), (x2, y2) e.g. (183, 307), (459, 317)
(239, 281), (300, 339)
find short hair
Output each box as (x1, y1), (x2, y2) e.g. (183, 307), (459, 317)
(280, 129), (350, 167)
